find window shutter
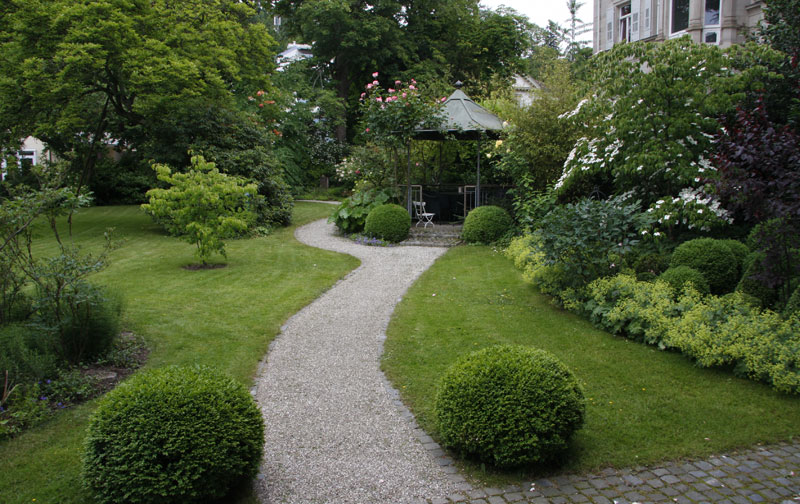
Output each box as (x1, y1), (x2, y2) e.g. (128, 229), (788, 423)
(642, 0), (652, 38)
(631, 0), (641, 40)
(606, 6), (615, 49)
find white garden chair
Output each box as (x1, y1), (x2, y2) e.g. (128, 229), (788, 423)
(413, 201), (435, 228)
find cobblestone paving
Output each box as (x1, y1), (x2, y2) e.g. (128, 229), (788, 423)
(410, 438), (800, 504)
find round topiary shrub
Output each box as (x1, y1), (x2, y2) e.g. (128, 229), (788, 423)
(435, 345), (585, 468)
(670, 238), (739, 294)
(364, 203), (410, 243)
(659, 266), (711, 296)
(83, 365), (264, 504)
(718, 239), (750, 277)
(461, 205), (513, 244)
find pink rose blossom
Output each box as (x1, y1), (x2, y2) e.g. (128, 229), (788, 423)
(372, 72), (379, 77)
(395, 80), (402, 85)
(365, 128), (370, 133)
(409, 85), (416, 90)
(376, 97), (382, 102)
(360, 92), (366, 98)
(402, 92), (407, 98)
(372, 80), (379, 85)
(441, 96), (446, 102)
(388, 88), (395, 93)
(367, 83), (373, 89)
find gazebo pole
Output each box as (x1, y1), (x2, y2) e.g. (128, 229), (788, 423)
(406, 138), (412, 215)
(476, 138), (481, 208)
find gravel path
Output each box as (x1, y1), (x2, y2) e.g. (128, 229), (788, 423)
(253, 218), (459, 504)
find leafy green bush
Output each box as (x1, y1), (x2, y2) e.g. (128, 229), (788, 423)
(0, 324), (58, 387)
(659, 266), (711, 296)
(783, 285), (800, 318)
(461, 205), (513, 244)
(329, 187), (394, 234)
(83, 365), (264, 504)
(142, 155), (258, 264)
(664, 293), (800, 394)
(583, 274), (800, 394)
(504, 234), (572, 302)
(364, 204), (410, 243)
(435, 345), (585, 468)
(670, 238), (739, 294)
(633, 252), (671, 278)
(585, 274), (682, 346)
(33, 283), (122, 365)
(535, 196), (652, 291)
(736, 252), (778, 309)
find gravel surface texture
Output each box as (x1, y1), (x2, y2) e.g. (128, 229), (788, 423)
(253, 218), (458, 504)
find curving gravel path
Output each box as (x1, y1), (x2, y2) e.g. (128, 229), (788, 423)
(253, 218), (459, 504)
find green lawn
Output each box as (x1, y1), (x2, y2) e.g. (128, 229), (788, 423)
(0, 202), (357, 504)
(383, 246), (800, 486)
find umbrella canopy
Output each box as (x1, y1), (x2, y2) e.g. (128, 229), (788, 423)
(414, 87), (505, 140)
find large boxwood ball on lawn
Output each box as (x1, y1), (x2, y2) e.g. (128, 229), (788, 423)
(83, 365), (265, 504)
(364, 203), (411, 243)
(435, 345), (585, 468)
(670, 238), (739, 294)
(461, 205), (513, 244)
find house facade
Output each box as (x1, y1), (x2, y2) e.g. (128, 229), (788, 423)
(593, 0), (764, 52)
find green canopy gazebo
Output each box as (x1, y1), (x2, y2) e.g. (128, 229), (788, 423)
(410, 82), (505, 214)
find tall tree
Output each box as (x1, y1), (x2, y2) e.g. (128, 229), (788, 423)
(0, 0), (275, 186)
(272, 0), (531, 139)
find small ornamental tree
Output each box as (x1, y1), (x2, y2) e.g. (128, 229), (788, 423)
(360, 73), (444, 211)
(555, 38), (781, 233)
(142, 155), (258, 265)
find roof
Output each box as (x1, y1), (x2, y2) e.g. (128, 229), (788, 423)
(414, 88), (505, 140)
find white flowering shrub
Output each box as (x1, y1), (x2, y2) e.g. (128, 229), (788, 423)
(554, 38), (781, 207)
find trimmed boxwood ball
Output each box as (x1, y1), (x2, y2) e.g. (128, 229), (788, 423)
(461, 205), (513, 244)
(718, 239), (750, 278)
(659, 266), (710, 296)
(364, 203), (410, 243)
(670, 238), (739, 294)
(83, 365), (264, 504)
(435, 345), (585, 468)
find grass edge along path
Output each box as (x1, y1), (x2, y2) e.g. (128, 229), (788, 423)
(382, 245), (800, 488)
(0, 202), (358, 504)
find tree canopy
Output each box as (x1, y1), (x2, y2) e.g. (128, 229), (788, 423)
(0, 0), (275, 184)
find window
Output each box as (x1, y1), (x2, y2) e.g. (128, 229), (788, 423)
(619, 3), (632, 42)
(18, 150), (35, 165)
(671, 0), (689, 33)
(704, 0), (720, 25)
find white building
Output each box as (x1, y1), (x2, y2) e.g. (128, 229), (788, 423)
(593, 0), (763, 52)
(512, 74), (543, 108)
(276, 41), (313, 71)
(1, 136), (55, 181)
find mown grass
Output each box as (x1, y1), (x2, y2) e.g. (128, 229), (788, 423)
(0, 202), (357, 504)
(382, 246), (800, 487)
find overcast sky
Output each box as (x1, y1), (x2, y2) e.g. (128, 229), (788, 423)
(479, 0), (594, 42)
